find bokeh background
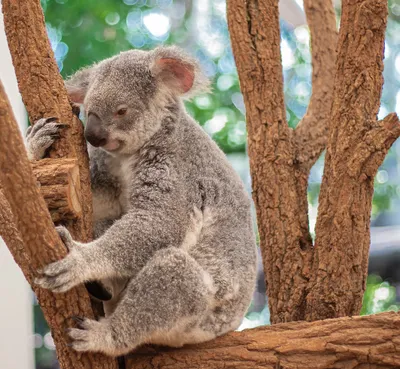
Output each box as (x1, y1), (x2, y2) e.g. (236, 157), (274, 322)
(5, 0), (400, 367)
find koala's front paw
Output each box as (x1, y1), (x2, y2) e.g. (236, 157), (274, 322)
(35, 252), (83, 293)
(26, 117), (68, 160)
(55, 226), (76, 251)
(35, 227), (83, 293)
(67, 318), (116, 355)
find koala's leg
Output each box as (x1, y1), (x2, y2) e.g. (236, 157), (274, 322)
(67, 247), (215, 356)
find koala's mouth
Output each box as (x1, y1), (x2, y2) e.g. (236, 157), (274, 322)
(102, 139), (121, 152)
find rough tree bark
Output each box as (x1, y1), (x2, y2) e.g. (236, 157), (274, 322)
(126, 312), (400, 369)
(0, 0), (117, 367)
(227, 0), (337, 323)
(32, 159), (82, 222)
(228, 0), (400, 324)
(306, 0), (400, 320)
(1, 0), (399, 368)
(2, 0), (92, 241)
(0, 83), (118, 369)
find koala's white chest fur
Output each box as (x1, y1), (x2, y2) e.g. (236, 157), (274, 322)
(113, 155), (139, 213)
(92, 154), (139, 222)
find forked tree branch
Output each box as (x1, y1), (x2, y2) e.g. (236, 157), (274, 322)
(294, 0), (337, 171)
(306, 0), (400, 320)
(0, 81), (118, 369)
(1, 0), (118, 365)
(2, 0), (93, 241)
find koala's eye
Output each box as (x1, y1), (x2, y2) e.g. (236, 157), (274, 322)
(116, 107), (128, 117)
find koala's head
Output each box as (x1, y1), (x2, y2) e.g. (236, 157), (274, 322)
(66, 46), (209, 155)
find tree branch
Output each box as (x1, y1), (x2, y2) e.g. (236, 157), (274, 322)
(0, 81), (118, 369)
(2, 0), (93, 241)
(1, 0), (117, 365)
(227, 0), (314, 323)
(306, 0), (397, 320)
(126, 312), (400, 368)
(32, 158), (82, 222)
(294, 0), (337, 171)
(347, 113), (400, 179)
(0, 187), (32, 282)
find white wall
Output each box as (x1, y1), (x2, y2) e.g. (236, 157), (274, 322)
(0, 5), (34, 369)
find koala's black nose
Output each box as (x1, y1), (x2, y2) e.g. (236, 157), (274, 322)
(85, 113), (108, 147)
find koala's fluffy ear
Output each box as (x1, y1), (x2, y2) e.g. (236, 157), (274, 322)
(150, 46), (210, 99)
(65, 66), (97, 104)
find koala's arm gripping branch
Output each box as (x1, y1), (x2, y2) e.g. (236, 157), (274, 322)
(79, 206), (186, 280)
(0, 81), (118, 369)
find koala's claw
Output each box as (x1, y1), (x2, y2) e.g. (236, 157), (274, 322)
(35, 251), (81, 293)
(71, 316), (85, 327)
(67, 319), (112, 353)
(56, 226), (75, 250)
(35, 227), (84, 293)
(26, 118), (68, 160)
(27, 117), (62, 138)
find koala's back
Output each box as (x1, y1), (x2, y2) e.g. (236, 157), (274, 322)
(172, 115), (257, 338)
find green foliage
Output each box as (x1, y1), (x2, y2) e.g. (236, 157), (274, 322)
(41, 0), (317, 154)
(361, 275), (400, 315)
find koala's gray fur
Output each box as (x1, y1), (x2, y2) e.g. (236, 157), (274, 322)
(28, 46), (257, 357)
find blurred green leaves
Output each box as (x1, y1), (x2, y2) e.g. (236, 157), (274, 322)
(41, 0), (321, 155)
(361, 275), (399, 315)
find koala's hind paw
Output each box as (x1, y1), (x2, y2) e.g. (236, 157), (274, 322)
(67, 318), (119, 355)
(26, 117), (68, 160)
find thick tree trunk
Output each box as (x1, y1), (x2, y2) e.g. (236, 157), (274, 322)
(306, 0), (400, 320)
(126, 312), (400, 369)
(227, 0), (337, 323)
(228, 0), (400, 324)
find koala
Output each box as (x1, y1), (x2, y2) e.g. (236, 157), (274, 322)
(28, 46), (257, 357)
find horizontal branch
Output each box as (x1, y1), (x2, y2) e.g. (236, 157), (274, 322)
(32, 158), (82, 222)
(126, 312), (400, 368)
